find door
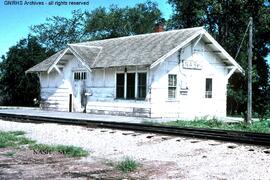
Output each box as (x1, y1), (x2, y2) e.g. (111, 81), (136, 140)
(72, 71), (87, 112)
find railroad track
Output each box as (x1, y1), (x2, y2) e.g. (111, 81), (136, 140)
(0, 112), (270, 146)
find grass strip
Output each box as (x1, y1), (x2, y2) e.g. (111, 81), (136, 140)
(0, 131), (35, 148)
(0, 130), (89, 157)
(163, 118), (270, 133)
(29, 144), (89, 157)
(4, 151), (16, 157)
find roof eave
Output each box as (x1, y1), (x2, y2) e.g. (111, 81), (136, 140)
(202, 30), (244, 74)
(47, 48), (69, 74)
(25, 69), (46, 74)
(150, 29), (244, 75)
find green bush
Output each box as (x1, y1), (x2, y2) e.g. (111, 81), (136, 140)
(116, 157), (139, 173)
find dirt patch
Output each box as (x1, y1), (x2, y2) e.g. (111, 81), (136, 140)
(0, 147), (184, 179)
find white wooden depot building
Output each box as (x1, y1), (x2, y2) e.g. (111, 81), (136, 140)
(26, 27), (243, 119)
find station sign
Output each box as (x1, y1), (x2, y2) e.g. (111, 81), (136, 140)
(183, 60), (202, 70)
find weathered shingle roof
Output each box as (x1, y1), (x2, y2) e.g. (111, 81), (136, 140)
(80, 27), (203, 68)
(26, 27), (205, 72)
(26, 50), (64, 73)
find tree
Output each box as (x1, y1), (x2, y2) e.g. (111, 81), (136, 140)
(0, 36), (52, 106)
(85, 1), (162, 40)
(167, 0), (208, 29)
(31, 2), (162, 49)
(168, 0), (270, 118)
(31, 10), (88, 52)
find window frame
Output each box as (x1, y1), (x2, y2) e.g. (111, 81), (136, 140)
(205, 78), (213, 98)
(116, 73), (125, 99)
(73, 71), (87, 81)
(115, 71), (147, 100)
(137, 73), (147, 100)
(168, 74), (177, 99)
(81, 72), (87, 80)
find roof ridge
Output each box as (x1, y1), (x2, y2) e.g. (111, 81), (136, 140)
(68, 43), (102, 49)
(76, 27), (204, 45)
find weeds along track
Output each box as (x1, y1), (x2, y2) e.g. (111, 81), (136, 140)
(0, 112), (270, 147)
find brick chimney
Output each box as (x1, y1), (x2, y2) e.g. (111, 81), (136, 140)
(154, 21), (164, 32)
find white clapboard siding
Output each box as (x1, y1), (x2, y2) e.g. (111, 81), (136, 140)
(39, 38), (229, 118)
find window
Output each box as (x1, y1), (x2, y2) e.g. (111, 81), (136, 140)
(74, 72), (87, 80)
(168, 74), (177, 99)
(126, 73), (135, 99)
(116, 72), (147, 100)
(74, 72), (80, 80)
(81, 72), (87, 80)
(205, 78), (212, 98)
(116, 73), (124, 98)
(138, 73), (147, 99)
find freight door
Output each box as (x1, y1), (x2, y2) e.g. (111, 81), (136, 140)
(72, 71), (87, 112)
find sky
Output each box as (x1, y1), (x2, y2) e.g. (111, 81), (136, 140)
(0, 1), (269, 63)
(0, 0), (173, 57)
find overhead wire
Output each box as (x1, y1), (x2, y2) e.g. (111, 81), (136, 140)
(234, 20), (251, 60)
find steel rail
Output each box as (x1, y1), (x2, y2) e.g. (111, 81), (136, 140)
(0, 112), (269, 146)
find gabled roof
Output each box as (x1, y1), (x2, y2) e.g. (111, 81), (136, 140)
(26, 50), (64, 73)
(79, 27), (203, 68)
(26, 27), (243, 73)
(68, 44), (102, 69)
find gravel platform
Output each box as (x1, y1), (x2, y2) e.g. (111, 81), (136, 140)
(0, 119), (269, 179)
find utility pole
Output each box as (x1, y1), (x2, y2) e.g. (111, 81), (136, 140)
(247, 17), (253, 124)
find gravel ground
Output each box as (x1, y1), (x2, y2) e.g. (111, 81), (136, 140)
(0, 119), (269, 179)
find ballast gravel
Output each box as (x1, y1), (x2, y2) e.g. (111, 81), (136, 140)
(0, 119), (269, 179)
